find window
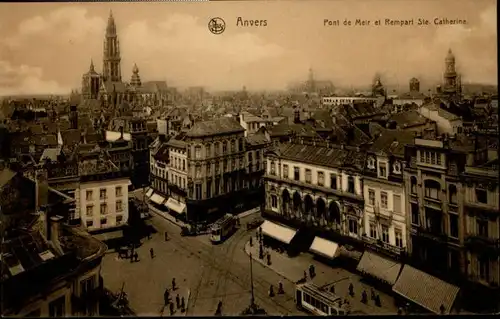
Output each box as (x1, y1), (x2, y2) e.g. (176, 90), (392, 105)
(207, 163), (211, 175)
(347, 176), (355, 193)
(477, 218), (488, 237)
(239, 138), (244, 151)
(223, 160), (227, 172)
(86, 220), (93, 227)
(305, 169), (312, 183)
(367, 157), (375, 169)
(195, 145), (201, 159)
(49, 296), (66, 317)
(368, 189), (375, 206)
(222, 142), (227, 154)
(424, 180), (440, 200)
(86, 190), (93, 201)
(410, 176), (417, 194)
(81, 275), (95, 296)
(182, 159), (186, 171)
(421, 151), (441, 165)
(206, 181), (212, 198)
(270, 160), (276, 175)
(100, 217), (107, 225)
(395, 229), (403, 247)
(86, 206), (93, 217)
(449, 185), (457, 204)
(195, 184), (202, 200)
(116, 200), (123, 212)
(369, 221), (377, 238)
(283, 164), (289, 178)
(393, 162), (402, 174)
(317, 172), (324, 186)
(294, 167), (300, 181)
(232, 159), (236, 170)
(271, 195), (278, 208)
(330, 174), (337, 190)
(475, 188), (488, 204)
(348, 219), (358, 235)
(215, 178), (220, 196)
(248, 152), (253, 163)
(378, 162), (387, 178)
(231, 140), (235, 152)
(100, 189), (106, 200)
(393, 194), (401, 213)
(195, 165), (201, 178)
(116, 215), (123, 223)
(449, 214), (459, 238)
(115, 186), (122, 197)
(215, 162), (220, 174)
(479, 256), (490, 281)
(100, 203), (107, 215)
(381, 224), (389, 243)
(411, 203), (419, 225)
(214, 142), (220, 156)
(381, 192), (388, 209)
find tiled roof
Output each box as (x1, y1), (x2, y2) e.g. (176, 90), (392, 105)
(186, 117), (244, 137)
(392, 265), (460, 315)
(356, 251), (402, 285)
(245, 132), (269, 146)
(369, 129), (415, 157)
(39, 147), (62, 163)
(241, 111), (264, 123)
(388, 110), (429, 128)
(269, 123), (320, 138)
(167, 138), (187, 149)
(277, 143), (366, 171)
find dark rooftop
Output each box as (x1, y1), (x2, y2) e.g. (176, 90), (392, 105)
(186, 117), (244, 137)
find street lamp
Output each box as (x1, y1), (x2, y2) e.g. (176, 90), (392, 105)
(240, 253), (266, 315)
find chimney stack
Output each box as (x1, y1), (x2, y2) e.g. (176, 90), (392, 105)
(36, 172), (49, 211)
(50, 215), (64, 255)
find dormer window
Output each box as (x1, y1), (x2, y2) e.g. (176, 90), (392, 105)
(367, 157), (376, 169)
(393, 162), (402, 174)
(378, 162), (387, 178)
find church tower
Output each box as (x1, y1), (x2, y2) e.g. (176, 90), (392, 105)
(103, 10), (122, 82)
(443, 49), (457, 94)
(130, 64), (142, 88)
(81, 59), (101, 100)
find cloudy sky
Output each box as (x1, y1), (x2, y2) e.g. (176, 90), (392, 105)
(0, 0), (496, 95)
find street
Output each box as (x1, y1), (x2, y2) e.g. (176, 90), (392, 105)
(100, 210), (303, 316)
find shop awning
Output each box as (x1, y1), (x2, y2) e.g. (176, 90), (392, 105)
(145, 188), (154, 198)
(356, 251), (402, 286)
(309, 237), (340, 260)
(164, 197), (186, 214)
(260, 220), (297, 245)
(93, 229), (124, 242)
(150, 193), (166, 205)
(392, 265), (460, 315)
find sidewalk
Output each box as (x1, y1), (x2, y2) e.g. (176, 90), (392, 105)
(244, 239), (399, 315)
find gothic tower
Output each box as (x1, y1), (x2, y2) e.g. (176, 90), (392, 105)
(409, 77), (420, 92)
(103, 10), (122, 82)
(443, 49), (457, 94)
(81, 59), (101, 100)
(130, 64), (142, 88)
(307, 67), (315, 93)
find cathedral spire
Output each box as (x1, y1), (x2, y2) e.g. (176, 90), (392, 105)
(103, 10), (121, 82)
(106, 10), (116, 36)
(130, 63), (141, 87)
(89, 59), (95, 73)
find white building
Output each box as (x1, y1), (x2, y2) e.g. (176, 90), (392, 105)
(239, 111), (273, 137)
(322, 96), (378, 107)
(418, 102), (463, 135)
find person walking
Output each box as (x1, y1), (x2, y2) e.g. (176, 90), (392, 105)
(348, 283), (354, 297)
(164, 288), (170, 306)
(278, 281), (284, 294)
(176, 294), (180, 308)
(181, 296), (186, 312)
(361, 290), (368, 304)
(172, 278), (177, 290)
(164, 231), (168, 241)
(134, 252), (139, 262)
(150, 248), (155, 259)
(169, 301), (175, 315)
(269, 284), (275, 297)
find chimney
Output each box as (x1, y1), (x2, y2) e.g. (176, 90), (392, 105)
(50, 215), (64, 255)
(119, 126), (124, 139)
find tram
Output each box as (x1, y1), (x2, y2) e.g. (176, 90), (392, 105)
(210, 214), (238, 244)
(295, 283), (350, 316)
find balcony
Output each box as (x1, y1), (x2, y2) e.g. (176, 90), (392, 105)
(416, 226), (448, 242)
(465, 235), (500, 252)
(464, 201), (499, 215)
(361, 235), (404, 257)
(423, 197), (442, 210)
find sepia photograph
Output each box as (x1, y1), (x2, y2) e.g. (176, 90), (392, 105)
(0, 0), (498, 316)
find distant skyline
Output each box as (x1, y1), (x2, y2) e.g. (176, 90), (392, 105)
(0, 0), (496, 95)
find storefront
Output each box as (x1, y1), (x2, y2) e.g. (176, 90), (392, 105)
(260, 220), (298, 251)
(309, 236), (340, 261)
(164, 197), (187, 220)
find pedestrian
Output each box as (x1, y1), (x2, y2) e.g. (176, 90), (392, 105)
(267, 254), (271, 265)
(375, 294), (381, 307)
(371, 287), (376, 300)
(249, 236), (253, 247)
(439, 304), (445, 315)
(164, 289), (170, 305)
(169, 301), (175, 315)
(309, 264), (314, 278)
(278, 281), (284, 294)
(181, 296), (185, 312)
(269, 284), (275, 297)
(130, 252), (134, 263)
(348, 283), (354, 297)
(176, 294), (180, 308)
(172, 278), (176, 290)
(164, 231), (168, 241)
(134, 252), (139, 262)
(397, 307), (403, 315)
(150, 248), (155, 259)
(215, 300), (222, 315)
(361, 290), (368, 304)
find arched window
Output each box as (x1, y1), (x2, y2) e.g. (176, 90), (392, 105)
(214, 142), (220, 156)
(231, 140), (235, 153)
(195, 145), (202, 159)
(347, 176), (355, 194)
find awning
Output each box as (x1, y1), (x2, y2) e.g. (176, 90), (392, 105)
(356, 251), (402, 286)
(309, 237), (340, 259)
(164, 197), (186, 214)
(93, 229), (124, 242)
(150, 193), (166, 205)
(392, 265), (460, 314)
(145, 188), (154, 198)
(260, 220), (297, 245)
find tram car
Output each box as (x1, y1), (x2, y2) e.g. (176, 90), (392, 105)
(210, 214), (238, 244)
(295, 283), (350, 316)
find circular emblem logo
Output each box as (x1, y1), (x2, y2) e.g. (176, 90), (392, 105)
(208, 17), (226, 35)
